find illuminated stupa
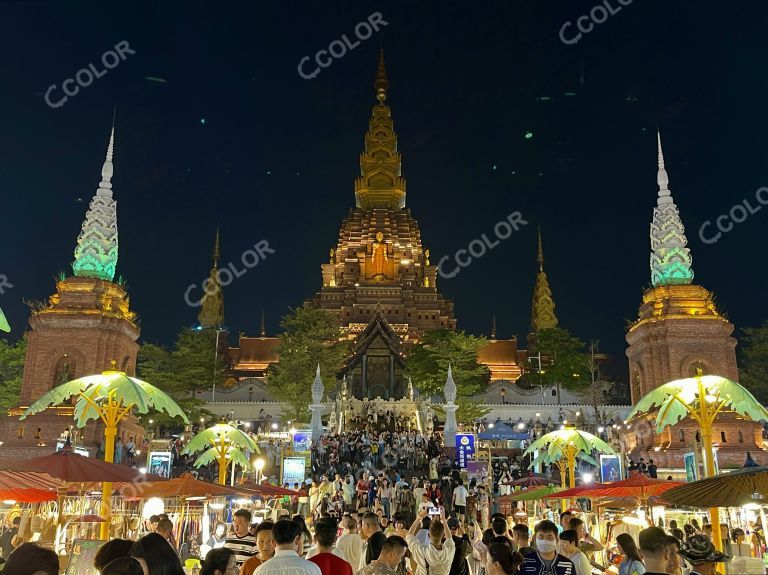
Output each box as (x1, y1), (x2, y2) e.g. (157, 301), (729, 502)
(623, 131), (766, 468)
(0, 126), (144, 456)
(310, 50), (456, 346)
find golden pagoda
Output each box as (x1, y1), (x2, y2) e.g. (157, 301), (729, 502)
(310, 50), (456, 342)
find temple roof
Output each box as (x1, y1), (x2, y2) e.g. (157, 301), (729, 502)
(343, 308), (406, 371)
(231, 336), (279, 369)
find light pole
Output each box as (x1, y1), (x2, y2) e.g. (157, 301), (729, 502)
(254, 458), (265, 484)
(211, 328), (225, 402)
(145, 419), (154, 468)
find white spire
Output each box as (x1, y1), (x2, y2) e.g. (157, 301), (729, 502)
(656, 131), (671, 203)
(649, 131), (694, 287)
(311, 364), (324, 403)
(98, 126), (115, 198)
(444, 364), (457, 403)
(72, 125), (119, 281)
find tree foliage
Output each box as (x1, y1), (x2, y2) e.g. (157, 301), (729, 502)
(407, 329), (490, 420)
(739, 320), (768, 407)
(265, 305), (351, 423)
(136, 328), (225, 428)
(527, 327), (591, 393)
(0, 336), (26, 415)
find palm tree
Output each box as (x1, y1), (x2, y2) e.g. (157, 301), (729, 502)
(182, 419), (259, 485)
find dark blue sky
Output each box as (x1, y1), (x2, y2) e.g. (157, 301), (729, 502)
(2, 1), (768, 381)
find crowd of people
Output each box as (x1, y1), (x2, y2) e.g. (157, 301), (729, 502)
(0, 497), (757, 575)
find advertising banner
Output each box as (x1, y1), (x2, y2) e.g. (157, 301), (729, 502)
(149, 451), (172, 478)
(292, 431), (312, 453)
(455, 432), (475, 468)
(599, 454), (622, 482)
(282, 456), (306, 486)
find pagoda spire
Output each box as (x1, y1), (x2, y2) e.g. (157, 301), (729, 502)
(354, 50), (406, 210)
(198, 228), (225, 329)
(72, 126), (119, 281)
(650, 131), (694, 287)
(491, 314), (497, 340)
(260, 309), (266, 337)
(531, 227), (558, 332)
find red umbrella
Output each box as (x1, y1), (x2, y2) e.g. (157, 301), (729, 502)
(506, 474), (552, 488)
(238, 482), (297, 496)
(3, 450), (164, 483)
(546, 475), (683, 500)
(120, 472), (244, 500)
(543, 482), (607, 499)
(0, 470), (60, 502)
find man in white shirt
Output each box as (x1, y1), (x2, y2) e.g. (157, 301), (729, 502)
(254, 519), (321, 575)
(336, 515), (363, 573)
(559, 530), (591, 575)
(451, 479), (468, 523)
(418, 493), (435, 514)
(406, 509), (455, 575)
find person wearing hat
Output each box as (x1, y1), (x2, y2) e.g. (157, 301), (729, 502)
(679, 534), (729, 575)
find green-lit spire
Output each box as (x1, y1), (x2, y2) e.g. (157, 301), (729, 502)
(650, 131), (694, 287)
(72, 127), (118, 281)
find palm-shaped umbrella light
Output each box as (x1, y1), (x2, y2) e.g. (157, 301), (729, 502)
(524, 427), (615, 489)
(182, 419), (259, 485)
(627, 370), (768, 552)
(20, 366), (189, 537)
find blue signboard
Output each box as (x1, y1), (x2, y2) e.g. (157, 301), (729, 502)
(293, 431), (312, 453)
(456, 433), (475, 468)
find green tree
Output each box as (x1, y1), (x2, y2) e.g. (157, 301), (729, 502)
(407, 329), (490, 421)
(265, 305), (351, 423)
(0, 336), (26, 415)
(740, 320), (768, 406)
(136, 328), (226, 427)
(527, 327), (591, 395)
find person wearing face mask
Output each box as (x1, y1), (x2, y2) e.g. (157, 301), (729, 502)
(521, 520), (575, 575)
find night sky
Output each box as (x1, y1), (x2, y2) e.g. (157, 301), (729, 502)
(2, 2), (768, 383)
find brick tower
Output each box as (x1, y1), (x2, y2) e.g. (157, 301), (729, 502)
(623, 132), (766, 472)
(0, 127), (143, 457)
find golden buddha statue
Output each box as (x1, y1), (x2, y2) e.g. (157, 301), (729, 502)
(372, 231), (387, 277)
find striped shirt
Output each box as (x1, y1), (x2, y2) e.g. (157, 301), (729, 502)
(224, 532), (258, 566)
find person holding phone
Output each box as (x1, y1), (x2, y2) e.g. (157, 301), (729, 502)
(406, 509), (456, 575)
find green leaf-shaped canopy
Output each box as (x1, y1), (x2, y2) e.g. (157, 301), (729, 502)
(191, 446), (252, 470)
(182, 423), (260, 456)
(627, 375), (768, 433)
(523, 428), (615, 459)
(21, 371), (189, 427)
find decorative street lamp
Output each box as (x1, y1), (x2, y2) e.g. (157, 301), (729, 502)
(21, 366), (189, 538)
(627, 370), (768, 552)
